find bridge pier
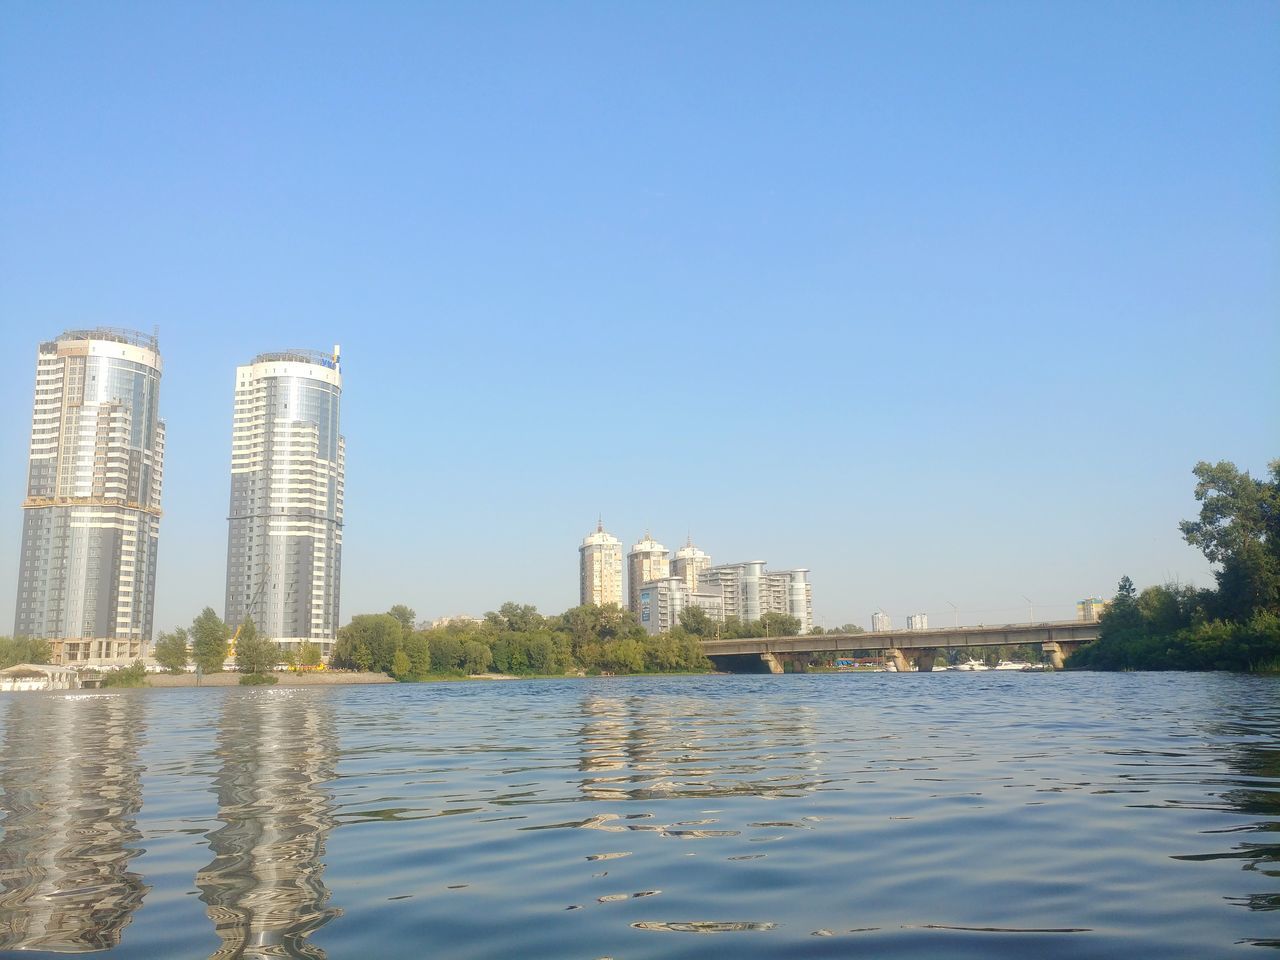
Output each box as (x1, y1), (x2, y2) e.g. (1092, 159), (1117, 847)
(760, 652), (784, 675)
(887, 648), (939, 671)
(1042, 641), (1080, 669)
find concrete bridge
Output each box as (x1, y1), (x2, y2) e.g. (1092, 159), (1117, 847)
(701, 620), (1101, 673)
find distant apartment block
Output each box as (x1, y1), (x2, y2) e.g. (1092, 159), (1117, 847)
(697, 561), (812, 634)
(907, 613), (928, 631)
(627, 533), (669, 615)
(1076, 597), (1109, 623)
(580, 521), (623, 608)
(224, 348), (345, 658)
(636, 576), (725, 636)
(579, 526), (815, 633)
(671, 537), (711, 594)
(430, 615), (484, 629)
(14, 329), (165, 665)
(871, 611), (891, 632)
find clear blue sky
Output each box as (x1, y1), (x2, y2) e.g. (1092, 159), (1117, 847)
(2, 2), (1276, 633)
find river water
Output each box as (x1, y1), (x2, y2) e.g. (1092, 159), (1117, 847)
(0, 672), (1276, 958)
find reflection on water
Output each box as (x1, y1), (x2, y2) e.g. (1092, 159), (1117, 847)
(576, 693), (824, 801)
(0, 694), (148, 952)
(196, 691), (340, 959)
(0, 675), (1275, 957)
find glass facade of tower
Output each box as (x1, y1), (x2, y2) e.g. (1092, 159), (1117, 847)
(13, 329), (165, 664)
(224, 350), (344, 657)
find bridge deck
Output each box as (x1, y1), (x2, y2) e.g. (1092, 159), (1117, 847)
(701, 620), (1099, 657)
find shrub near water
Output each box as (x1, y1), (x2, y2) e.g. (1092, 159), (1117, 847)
(101, 659), (149, 688)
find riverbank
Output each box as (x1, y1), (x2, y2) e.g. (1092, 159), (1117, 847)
(147, 670), (394, 687)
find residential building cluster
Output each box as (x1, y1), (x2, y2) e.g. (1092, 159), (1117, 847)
(13, 328), (345, 665)
(578, 522), (813, 636)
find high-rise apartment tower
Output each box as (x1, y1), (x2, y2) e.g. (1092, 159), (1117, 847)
(671, 536), (711, 594)
(627, 533), (670, 615)
(225, 348), (344, 657)
(580, 521), (623, 607)
(14, 329), (165, 664)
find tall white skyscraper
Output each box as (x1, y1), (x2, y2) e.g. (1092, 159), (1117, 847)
(224, 348), (344, 658)
(627, 533), (670, 615)
(14, 329), (165, 664)
(580, 521), (624, 608)
(872, 611), (891, 632)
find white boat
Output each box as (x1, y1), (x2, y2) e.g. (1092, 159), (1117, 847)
(994, 660), (1034, 671)
(948, 659), (989, 671)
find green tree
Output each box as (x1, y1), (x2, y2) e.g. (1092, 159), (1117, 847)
(331, 614), (404, 675)
(191, 607), (230, 673)
(679, 606), (715, 637)
(392, 648), (412, 680)
(526, 633), (560, 674)
(1179, 460), (1279, 565)
(0, 636), (53, 668)
(462, 639), (493, 674)
(388, 604), (417, 633)
(403, 632), (432, 678)
(154, 628), (189, 673)
(298, 640), (322, 669)
(234, 619), (278, 675)
(429, 633), (464, 672)
(1137, 584), (1199, 636)
(102, 659), (148, 687)
(556, 604), (644, 658)
(1180, 459), (1280, 620)
(601, 637), (644, 674)
(487, 602), (546, 633)
(758, 612), (801, 638)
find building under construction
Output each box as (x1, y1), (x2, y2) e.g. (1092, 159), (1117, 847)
(13, 328), (165, 664)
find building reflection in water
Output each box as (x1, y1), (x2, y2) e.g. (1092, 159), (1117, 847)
(576, 692), (821, 803)
(0, 692), (148, 952)
(197, 690), (341, 959)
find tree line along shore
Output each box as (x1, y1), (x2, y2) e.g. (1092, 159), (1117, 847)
(3, 458), (1275, 684)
